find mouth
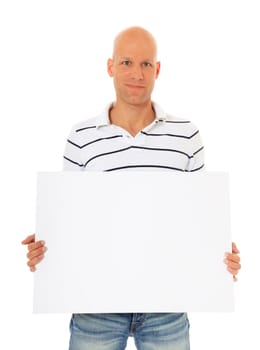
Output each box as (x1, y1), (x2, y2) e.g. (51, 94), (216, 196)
(125, 83), (146, 89)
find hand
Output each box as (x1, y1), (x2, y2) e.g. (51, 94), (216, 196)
(224, 242), (241, 282)
(21, 234), (47, 272)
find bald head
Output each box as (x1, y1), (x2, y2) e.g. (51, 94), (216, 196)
(112, 26), (158, 60)
(107, 26), (160, 107)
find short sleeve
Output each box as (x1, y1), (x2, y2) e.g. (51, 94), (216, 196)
(186, 129), (205, 172)
(63, 127), (84, 171)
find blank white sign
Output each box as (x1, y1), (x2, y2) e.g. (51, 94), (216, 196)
(34, 171), (234, 313)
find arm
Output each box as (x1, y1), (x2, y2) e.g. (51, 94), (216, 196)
(22, 125), (84, 272)
(187, 126), (241, 281)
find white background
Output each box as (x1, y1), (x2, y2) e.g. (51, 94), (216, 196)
(0, 0), (259, 349)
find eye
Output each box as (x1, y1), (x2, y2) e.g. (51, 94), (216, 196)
(143, 62), (153, 67)
(122, 60), (131, 66)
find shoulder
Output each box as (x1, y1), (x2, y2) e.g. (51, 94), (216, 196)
(66, 115), (102, 148)
(160, 114), (200, 138)
(69, 116), (100, 134)
(153, 103), (200, 136)
(68, 104), (110, 138)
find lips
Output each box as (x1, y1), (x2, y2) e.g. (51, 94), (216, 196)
(125, 83), (146, 88)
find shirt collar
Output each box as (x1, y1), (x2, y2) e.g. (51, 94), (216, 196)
(96, 102), (167, 128)
(152, 102), (167, 122)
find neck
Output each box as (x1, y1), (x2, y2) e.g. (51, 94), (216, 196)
(109, 101), (155, 136)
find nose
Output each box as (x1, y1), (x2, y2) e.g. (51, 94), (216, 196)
(130, 65), (144, 80)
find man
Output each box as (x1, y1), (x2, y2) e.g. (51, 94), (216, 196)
(22, 26), (241, 350)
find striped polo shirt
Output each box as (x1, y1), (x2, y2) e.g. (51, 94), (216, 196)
(63, 102), (204, 172)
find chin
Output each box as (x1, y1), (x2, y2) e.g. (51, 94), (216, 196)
(125, 94), (150, 105)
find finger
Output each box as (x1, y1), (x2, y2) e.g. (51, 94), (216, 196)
(227, 266), (239, 276)
(232, 242), (240, 254)
(28, 240), (45, 252)
(27, 255), (45, 268)
(224, 256), (241, 270)
(21, 234), (35, 245)
(225, 260), (241, 271)
(27, 246), (47, 260)
(225, 253), (240, 263)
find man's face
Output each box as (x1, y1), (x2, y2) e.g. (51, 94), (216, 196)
(107, 34), (160, 107)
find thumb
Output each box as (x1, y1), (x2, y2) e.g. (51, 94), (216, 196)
(21, 234), (35, 245)
(232, 242), (240, 254)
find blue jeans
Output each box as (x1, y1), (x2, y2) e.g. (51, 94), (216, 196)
(69, 313), (190, 350)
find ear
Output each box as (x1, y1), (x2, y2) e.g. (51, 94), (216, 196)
(107, 58), (114, 77)
(155, 61), (161, 79)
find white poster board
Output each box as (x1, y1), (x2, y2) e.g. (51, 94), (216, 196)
(34, 171), (234, 313)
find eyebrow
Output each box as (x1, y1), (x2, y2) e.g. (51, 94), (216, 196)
(117, 56), (155, 62)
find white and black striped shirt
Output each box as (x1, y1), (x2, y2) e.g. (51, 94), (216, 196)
(63, 102), (204, 172)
